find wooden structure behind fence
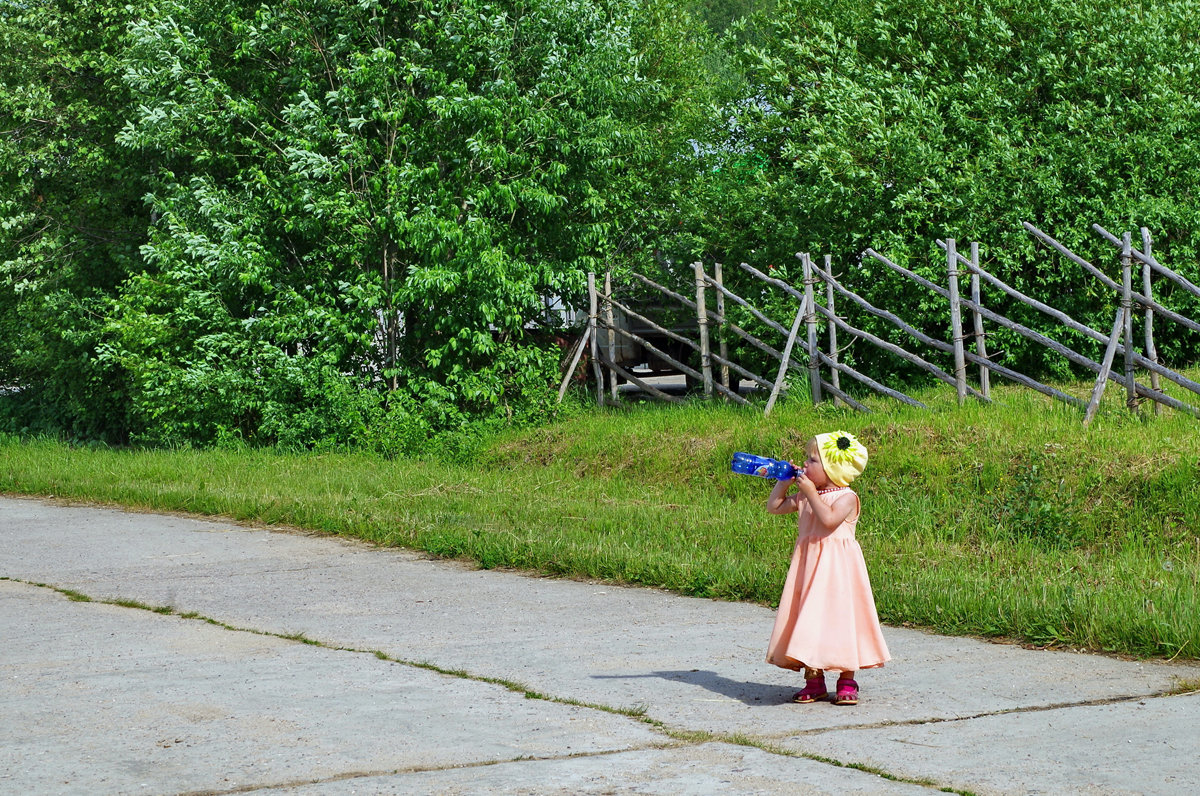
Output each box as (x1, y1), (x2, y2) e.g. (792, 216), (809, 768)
(562, 223), (1200, 424)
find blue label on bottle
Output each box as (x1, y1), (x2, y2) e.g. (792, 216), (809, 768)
(731, 453), (798, 480)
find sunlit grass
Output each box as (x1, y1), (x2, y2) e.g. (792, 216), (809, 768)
(2, 372), (1198, 659)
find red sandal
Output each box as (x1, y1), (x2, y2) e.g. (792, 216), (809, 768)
(791, 673), (829, 703)
(834, 678), (859, 705)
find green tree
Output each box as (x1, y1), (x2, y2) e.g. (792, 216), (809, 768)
(696, 0), (1200, 380)
(0, 0), (151, 441)
(111, 0), (714, 446)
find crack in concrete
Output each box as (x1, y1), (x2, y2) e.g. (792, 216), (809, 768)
(173, 743), (686, 796)
(747, 690), (1182, 743)
(6, 577), (967, 794)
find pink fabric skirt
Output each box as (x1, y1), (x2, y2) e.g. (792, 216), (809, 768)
(766, 532), (890, 673)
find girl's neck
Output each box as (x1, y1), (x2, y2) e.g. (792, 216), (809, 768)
(817, 485), (847, 495)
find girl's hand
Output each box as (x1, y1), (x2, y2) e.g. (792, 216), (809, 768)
(795, 468), (818, 498)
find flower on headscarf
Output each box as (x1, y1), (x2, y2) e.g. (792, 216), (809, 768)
(815, 430), (867, 487)
(821, 431), (858, 464)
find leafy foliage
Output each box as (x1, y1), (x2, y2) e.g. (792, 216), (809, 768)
(103, 0), (712, 446)
(690, 0), (1200, 381)
(0, 0), (151, 441)
(5, 0), (1200, 447)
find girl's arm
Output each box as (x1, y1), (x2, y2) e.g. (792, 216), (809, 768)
(795, 482), (858, 530)
(766, 476), (801, 515)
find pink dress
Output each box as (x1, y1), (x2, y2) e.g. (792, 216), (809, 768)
(766, 488), (890, 673)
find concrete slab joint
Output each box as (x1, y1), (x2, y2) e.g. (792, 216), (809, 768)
(2, 495), (1198, 795)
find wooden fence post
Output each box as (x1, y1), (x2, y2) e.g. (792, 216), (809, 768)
(765, 297), (808, 417)
(802, 253), (822, 404)
(609, 287), (756, 404)
(715, 262), (730, 394)
(1083, 307), (1127, 426)
(946, 238), (967, 405)
(1029, 221), (1200, 334)
(588, 272), (604, 407)
(604, 270), (618, 402)
(1141, 228), (1162, 415)
(556, 325), (591, 403)
(824, 255), (841, 407)
(1005, 228), (1200, 416)
(969, 242), (990, 400)
(694, 261), (714, 397)
(1121, 232), (1137, 414)
(637, 269), (784, 382)
(1095, 224), (1200, 301)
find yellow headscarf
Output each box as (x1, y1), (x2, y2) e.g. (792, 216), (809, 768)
(815, 430), (868, 487)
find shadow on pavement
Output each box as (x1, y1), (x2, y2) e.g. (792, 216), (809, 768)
(593, 669), (798, 706)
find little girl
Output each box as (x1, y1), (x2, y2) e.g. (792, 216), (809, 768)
(765, 430), (889, 705)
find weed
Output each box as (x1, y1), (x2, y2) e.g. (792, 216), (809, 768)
(988, 457), (1080, 548)
(1168, 677), (1200, 695)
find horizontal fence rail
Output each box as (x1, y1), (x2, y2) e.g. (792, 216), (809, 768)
(567, 223), (1199, 424)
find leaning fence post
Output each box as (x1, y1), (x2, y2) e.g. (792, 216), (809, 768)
(1141, 228), (1162, 416)
(802, 253), (823, 405)
(694, 261), (714, 398)
(765, 296), (808, 417)
(1084, 306), (1127, 426)
(1121, 232), (1137, 414)
(556, 325), (591, 403)
(588, 272), (605, 407)
(604, 270), (618, 402)
(824, 255), (841, 407)
(946, 239), (967, 405)
(968, 242), (990, 400)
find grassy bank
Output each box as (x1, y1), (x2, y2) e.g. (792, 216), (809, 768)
(2, 380), (1198, 660)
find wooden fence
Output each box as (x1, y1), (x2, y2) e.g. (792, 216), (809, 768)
(561, 223), (1200, 424)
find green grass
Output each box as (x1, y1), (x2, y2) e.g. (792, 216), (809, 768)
(2, 376), (1198, 660)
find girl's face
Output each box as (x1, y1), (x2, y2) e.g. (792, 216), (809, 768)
(802, 442), (829, 488)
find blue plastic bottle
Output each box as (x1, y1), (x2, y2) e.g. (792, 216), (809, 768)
(731, 452), (803, 481)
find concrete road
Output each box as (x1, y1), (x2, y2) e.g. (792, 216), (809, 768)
(2, 495), (1198, 795)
